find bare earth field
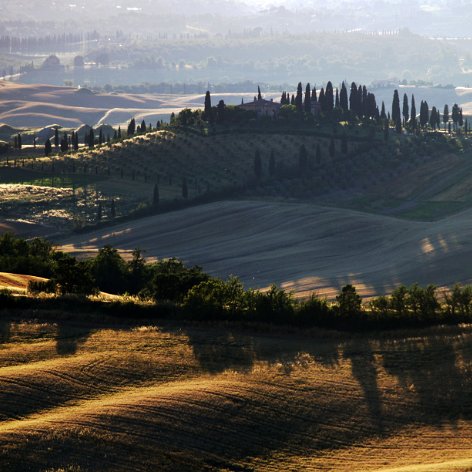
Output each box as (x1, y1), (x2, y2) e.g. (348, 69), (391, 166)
(0, 318), (471, 471)
(59, 200), (472, 299)
(0, 81), (281, 128)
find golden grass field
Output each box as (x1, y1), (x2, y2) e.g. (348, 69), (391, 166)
(0, 317), (471, 471)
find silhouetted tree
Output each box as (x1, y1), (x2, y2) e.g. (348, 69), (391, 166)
(254, 149), (262, 179)
(204, 91), (212, 122)
(127, 118), (136, 136)
(402, 93), (409, 124)
(44, 138), (52, 156)
(153, 183), (159, 207)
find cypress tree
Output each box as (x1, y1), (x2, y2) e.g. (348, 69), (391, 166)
(311, 85), (317, 102)
(141, 119), (146, 133)
(295, 82), (303, 112)
(44, 138), (52, 156)
(340, 82), (348, 112)
(429, 107), (437, 130)
(54, 127), (59, 147)
(110, 199), (116, 218)
(118, 126), (122, 139)
(127, 118), (136, 136)
(335, 88), (339, 109)
(443, 104), (449, 129)
(204, 91), (212, 121)
(325, 81), (334, 113)
(304, 83), (311, 114)
(380, 101), (386, 120)
(89, 128), (95, 149)
(349, 82), (357, 115)
(402, 93), (409, 124)
(257, 86), (262, 100)
(410, 95), (417, 129)
(17, 133), (22, 149)
(99, 128), (103, 145)
(318, 88), (325, 113)
(392, 90), (401, 128)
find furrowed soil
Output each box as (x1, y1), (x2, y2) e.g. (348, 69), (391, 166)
(0, 318), (471, 471)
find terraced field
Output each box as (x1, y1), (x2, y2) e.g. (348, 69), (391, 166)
(0, 318), (471, 471)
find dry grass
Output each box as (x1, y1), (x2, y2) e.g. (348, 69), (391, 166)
(0, 319), (471, 471)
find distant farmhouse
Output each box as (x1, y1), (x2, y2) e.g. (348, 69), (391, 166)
(238, 97), (281, 118)
(238, 94), (320, 118)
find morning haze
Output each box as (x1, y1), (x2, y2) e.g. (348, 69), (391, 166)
(0, 1), (472, 471)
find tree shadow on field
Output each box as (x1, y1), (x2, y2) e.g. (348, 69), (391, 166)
(55, 321), (93, 356)
(0, 318), (10, 345)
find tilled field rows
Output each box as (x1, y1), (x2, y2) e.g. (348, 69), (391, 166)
(0, 321), (471, 471)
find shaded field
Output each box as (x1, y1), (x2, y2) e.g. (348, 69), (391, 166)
(0, 318), (471, 471)
(60, 200), (472, 299)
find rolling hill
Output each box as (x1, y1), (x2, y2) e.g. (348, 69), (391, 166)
(59, 199), (472, 299)
(0, 318), (471, 471)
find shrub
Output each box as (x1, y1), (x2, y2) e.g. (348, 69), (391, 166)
(249, 285), (295, 322)
(182, 276), (245, 319)
(148, 258), (209, 302)
(28, 279), (56, 295)
(336, 284), (362, 316)
(296, 294), (332, 326)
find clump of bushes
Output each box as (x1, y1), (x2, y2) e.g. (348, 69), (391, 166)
(2, 233), (472, 329)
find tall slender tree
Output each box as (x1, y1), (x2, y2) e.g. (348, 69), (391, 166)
(340, 82), (348, 112)
(402, 93), (409, 124)
(304, 83), (311, 114)
(204, 91), (212, 122)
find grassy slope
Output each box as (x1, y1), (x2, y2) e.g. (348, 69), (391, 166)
(0, 319), (471, 471)
(60, 199), (472, 299)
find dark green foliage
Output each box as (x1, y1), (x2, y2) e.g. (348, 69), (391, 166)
(329, 137), (335, 157)
(127, 118), (136, 136)
(336, 284), (362, 316)
(204, 91), (212, 122)
(249, 285), (294, 322)
(392, 90), (401, 129)
(182, 177), (188, 199)
(402, 93), (409, 124)
(148, 258), (209, 302)
(51, 252), (97, 296)
(183, 276), (246, 319)
(269, 149), (276, 176)
(44, 138), (52, 156)
(86, 245), (129, 294)
(304, 83), (311, 114)
(254, 149), (262, 179)
(0, 233), (55, 277)
(298, 144), (308, 171)
(340, 82), (348, 112)
(152, 183), (159, 207)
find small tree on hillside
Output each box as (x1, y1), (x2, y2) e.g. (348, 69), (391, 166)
(153, 183), (160, 207)
(44, 138), (52, 156)
(182, 177), (188, 199)
(254, 149), (263, 180)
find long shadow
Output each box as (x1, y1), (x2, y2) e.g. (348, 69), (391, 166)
(0, 319), (10, 345)
(55, 321), (93, 356)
